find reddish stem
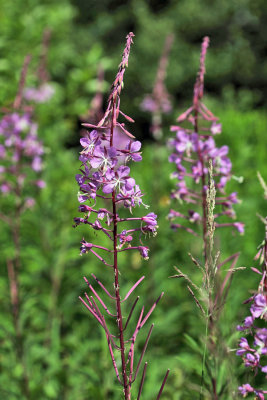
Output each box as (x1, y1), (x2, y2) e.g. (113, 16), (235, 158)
(37, 28), (51, 83)
(111, 100), (129, 399)
(264, 218), (267, 299)
(13, 54), (31, 110)
(211, 378), (218, 400)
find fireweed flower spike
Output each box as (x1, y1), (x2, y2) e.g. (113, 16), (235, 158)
(0, 55), (45, 398)
(168, 36), (244, 254)
(0, 56), (45, 201)
(140, 33), (173, 140)
(75, 33), (169, 400)
(169, 37), (244, 399)
(236, 211), (267, 399)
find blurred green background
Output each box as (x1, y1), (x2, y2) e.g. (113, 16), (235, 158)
(0, 0), (267, 399)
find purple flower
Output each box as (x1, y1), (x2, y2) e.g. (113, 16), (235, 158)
(238, 383), (254, 396)
(233, 222), (245, 234)
(138, 246), (149, 260)
(117, 184), (148, 211)
(80, 239), (93, 255)
(251, 295), (267, 319)
(168, 209), (181, 220)
(168, 39), (242, 238)
(124, 140), (142, 162)
(142, 213), (157, 226)
(176, 131), (199, 155)
(173, 181), (188, 200)
(119, 230), (133, 248)
(90, 145), (117, 171)
(239, 337), (250, 349)
(210, 122), (222, 135)
(255, 391), (265, 400)
(35, 180), (46, 188)
(140, 96), (157, 113)
(227, 192), (238, 204)
(102, 166), (135, 194)
(32, 156), (42, 172)
(80, 130), (101, 158)
(24, 83), (55, 103)
(1, 182), (11, 193)
(237, 316), (254, 331)
(244, 352), (260, 368)
(254, 328), (267, 355)
(188, 210), (201, 223)
(24, 197), (36, 209)
(192, 161), (204, 184)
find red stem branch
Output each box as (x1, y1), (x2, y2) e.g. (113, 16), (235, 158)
(111, 100), (129, 399)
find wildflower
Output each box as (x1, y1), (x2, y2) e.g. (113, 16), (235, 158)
(233, 222), (245, 234)
(102, 166), (135, 194)
(75, 33), (168, 399)
(80, 130), (101, 156)
(24, 83), (54, 103)
(168, 36), (243, 240)
(138, 246), (149, 260)
(250, 294), (267, 319)
(238, 383), (254, 396)
(90, 145), (117, 171)
(0, 113), (45, 207)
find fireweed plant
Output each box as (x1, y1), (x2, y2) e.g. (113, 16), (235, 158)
(140, 33), (173, 140)
(168, 37), (244, 398)
(236, 179), (267, 399)
(0, 55), (45, 397)
(75, 33), (169, 400)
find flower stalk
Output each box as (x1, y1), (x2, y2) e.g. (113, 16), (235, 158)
(0, 54), (46, 398)
(169, 37), (244, 399)
(76, 33), (169, 399)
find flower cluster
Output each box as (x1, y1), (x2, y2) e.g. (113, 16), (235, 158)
(236, 236), (267, 399)
(24, 83), (54, 104)
(75, 131), (157, 259)
(238, 384), (266, 400)
(75, 37), (158, 261)
(168, 36), (244, 237)
(0, 111), (45, 204)
(0, 53), (46, 211)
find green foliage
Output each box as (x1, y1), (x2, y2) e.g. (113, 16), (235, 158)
(0, 0), (267, 398)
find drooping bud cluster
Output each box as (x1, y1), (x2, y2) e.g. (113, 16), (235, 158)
(168, 36), (244, 237)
